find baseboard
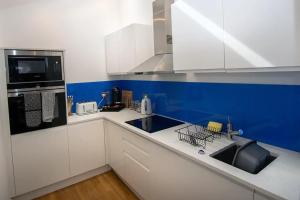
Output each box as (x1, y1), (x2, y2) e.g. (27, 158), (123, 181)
(12, 165), (111, 200)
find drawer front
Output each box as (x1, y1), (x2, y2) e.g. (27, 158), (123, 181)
(123, 152), (150, 200)
(123, 138), (150, 169)
(122, 129), (153, 154)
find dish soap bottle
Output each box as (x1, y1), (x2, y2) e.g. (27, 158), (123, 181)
(141, 94), (152, 115)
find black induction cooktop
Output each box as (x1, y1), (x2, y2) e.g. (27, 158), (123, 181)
(125, 115), (184, 133)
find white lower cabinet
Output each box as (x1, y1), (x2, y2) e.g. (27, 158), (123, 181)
(11, 126), (70, 195)
(150, 144), (253, 200)
(12, 119), (274, 199)
(105, 121), (125, 178)
(106, 121), (152, 199)
(106, 122), (254, 200)
(67, 120), (106, 176)
(123, 153), (150, 199)
(122, 129), (152, 199)
(11, 119), (107, 196)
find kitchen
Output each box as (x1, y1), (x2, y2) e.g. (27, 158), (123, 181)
(0, 0), (300, 200)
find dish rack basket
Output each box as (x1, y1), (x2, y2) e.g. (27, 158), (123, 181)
(175, 124), (223, 149)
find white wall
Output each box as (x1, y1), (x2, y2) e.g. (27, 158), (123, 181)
(0, 0), (121, 83)
(119, 0), (153, 27)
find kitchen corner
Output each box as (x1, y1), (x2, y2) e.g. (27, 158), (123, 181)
(1, 0), (300, 200)
(68, 109), (300, 200)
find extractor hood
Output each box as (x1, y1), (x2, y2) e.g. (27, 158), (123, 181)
(130, 0), (174, 74)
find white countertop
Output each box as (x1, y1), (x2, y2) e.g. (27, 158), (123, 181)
(68, 109), (300, 200)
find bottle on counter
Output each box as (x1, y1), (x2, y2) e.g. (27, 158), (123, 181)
(141, 94), (152, 115)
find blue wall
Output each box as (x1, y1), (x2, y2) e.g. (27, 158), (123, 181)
(67, 80), (300, 152)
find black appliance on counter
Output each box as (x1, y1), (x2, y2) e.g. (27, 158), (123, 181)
(100, 87), (125, 112)
(126, 115), (184, 133)
(111, 87), (121, 105)
(5, 49), (67, 135)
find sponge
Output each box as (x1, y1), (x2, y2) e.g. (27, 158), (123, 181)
(207, 121), (223, 133)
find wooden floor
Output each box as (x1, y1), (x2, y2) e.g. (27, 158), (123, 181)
(35, 171), (139, 200)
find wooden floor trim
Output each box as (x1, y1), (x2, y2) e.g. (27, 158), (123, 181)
(12, 165), (111, 200)
(35, 170), (139, 200)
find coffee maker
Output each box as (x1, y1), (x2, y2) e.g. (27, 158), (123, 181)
(100, 87), (125, 112)
(111, 87), (122, 105)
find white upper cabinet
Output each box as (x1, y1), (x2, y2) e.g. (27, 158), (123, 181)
(171, 0), (300, 72)
(119, 26), (136, 74)
(172, 0), (225, 72)
(105, 31), (120, 74)
(105, 24), (154, 75)
(223, 0), (300, 71)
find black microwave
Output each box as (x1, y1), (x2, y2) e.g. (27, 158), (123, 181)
(5, 49), (64, 87)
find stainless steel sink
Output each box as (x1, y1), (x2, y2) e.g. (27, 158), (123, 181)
(210, 142), (277, 174)
(210, 143), (242, 165)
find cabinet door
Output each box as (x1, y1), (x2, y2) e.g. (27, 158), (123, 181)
(123, 153), (150, 199)
(68, 120), (106, 176)
(119, 25), (136, 73)
(150, 143), (253, 200)
(105, 31), (120, 74)
(122, 130), (152, 200)
(172, 0), (225, 71)
(105, 24), (154, 75)
(134, 24), (154, 67)
(224, 0), (300, 70)
(106, 121), (124, 178)
(11, 126), (69, 195)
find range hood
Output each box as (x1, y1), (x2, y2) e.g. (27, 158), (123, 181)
(130, 0), (174, 74)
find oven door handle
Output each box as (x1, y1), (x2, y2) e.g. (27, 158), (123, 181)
(7, 89), (65, 97)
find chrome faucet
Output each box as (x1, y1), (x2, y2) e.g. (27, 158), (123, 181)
(227, 130), (244, 140)
(226, 116), (243, 140)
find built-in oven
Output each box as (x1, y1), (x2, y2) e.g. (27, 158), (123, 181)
(5, 49), (67, 135)
(7, 86), (67, 135)
(5, 49), (64, 89)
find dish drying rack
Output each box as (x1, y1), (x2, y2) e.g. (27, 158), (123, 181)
(175, 124), (223, 149)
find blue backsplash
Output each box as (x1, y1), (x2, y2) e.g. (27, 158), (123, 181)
(67, 81), (120, 113)
(67, 80), (300, 152)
